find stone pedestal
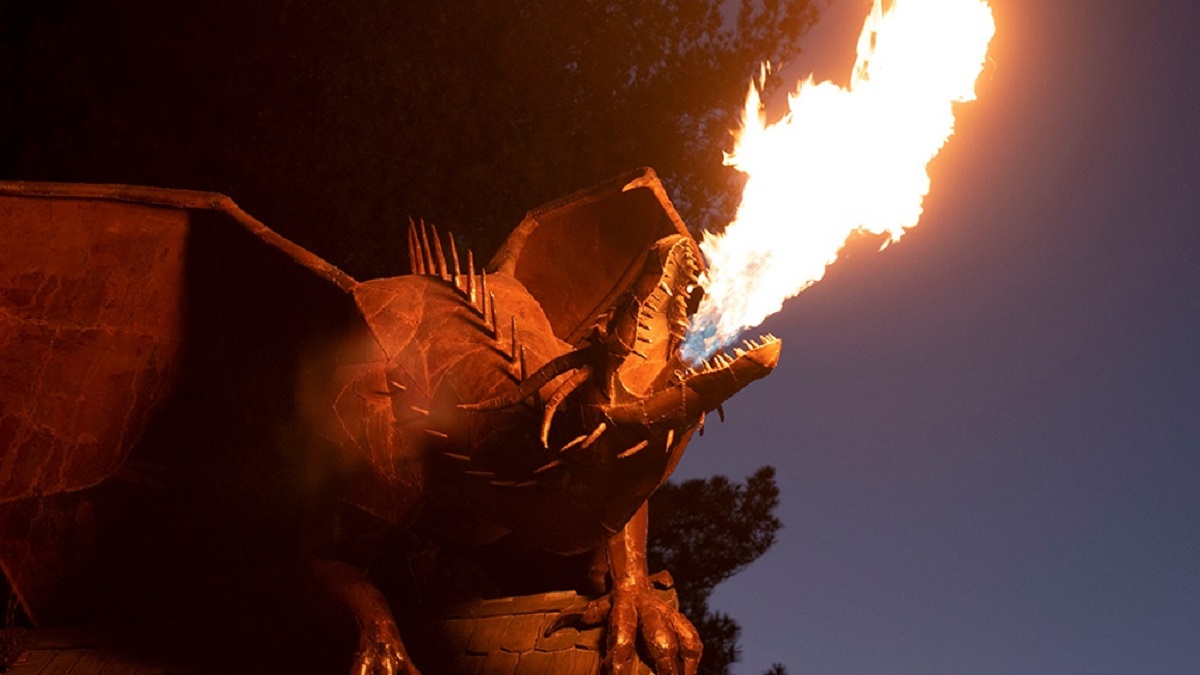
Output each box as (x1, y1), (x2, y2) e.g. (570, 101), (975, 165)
(417, 590), (674, 674)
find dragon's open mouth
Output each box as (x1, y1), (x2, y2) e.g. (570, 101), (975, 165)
(598, 233), (781, 433)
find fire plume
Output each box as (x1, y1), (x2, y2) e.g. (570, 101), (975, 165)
(683, 0), (995, 362)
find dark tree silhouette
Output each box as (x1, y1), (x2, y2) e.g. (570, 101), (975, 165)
(1, 0), (816, 277)
(648, 467), (784, 675)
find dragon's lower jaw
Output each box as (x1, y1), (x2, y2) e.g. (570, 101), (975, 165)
(603, 334), (781, 429)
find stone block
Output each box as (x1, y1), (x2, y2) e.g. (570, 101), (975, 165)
(499, 613), (545, 653)
(466, 616), (511, 655)
(536, 622), (579, 652)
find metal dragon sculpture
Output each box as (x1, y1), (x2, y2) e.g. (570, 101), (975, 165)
(0, 169), (779, 674)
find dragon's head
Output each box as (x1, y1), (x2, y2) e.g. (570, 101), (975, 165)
(583, 234), (779, 459)
(450, 170), (780, 548)
(464, 233), (779, 505)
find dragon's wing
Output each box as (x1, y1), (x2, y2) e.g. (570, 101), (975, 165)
(489, 168), (703, 346)
(0, 182), (361, 624)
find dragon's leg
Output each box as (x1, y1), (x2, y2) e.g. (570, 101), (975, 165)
(582, 502), (702, 675)
(311, 558), (419, 675)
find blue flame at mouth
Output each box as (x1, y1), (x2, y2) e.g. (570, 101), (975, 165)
(680, 318), (720, 366)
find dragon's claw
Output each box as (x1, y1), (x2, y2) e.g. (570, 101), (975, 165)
(351, 622), (419, 675)
(574, 577), (700, 675)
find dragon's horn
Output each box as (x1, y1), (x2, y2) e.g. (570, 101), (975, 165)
(540, 367), (592, 447)
(459, 347), (592, 411)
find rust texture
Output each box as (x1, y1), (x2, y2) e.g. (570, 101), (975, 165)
(0, 168), (779, 674)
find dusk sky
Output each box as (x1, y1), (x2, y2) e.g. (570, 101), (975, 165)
(3, 0), (1197, 673)
(674, 0), (1200, 672)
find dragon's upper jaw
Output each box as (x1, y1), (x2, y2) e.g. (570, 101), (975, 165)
(602, 334), (780, 430)
(604, 235), (698, 400)
(601, 234), (780, 432)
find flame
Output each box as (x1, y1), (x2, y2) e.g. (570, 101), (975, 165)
(683, 0), (995, 362)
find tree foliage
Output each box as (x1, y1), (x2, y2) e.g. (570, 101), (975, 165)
(648, 467), (784, 675)
(1, 0), (815, 278)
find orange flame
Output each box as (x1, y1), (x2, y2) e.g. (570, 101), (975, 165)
(684, 0), (995, 362)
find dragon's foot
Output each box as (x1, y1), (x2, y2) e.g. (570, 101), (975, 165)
(351, 621), (419, 675)
(574, 572), (701, 675)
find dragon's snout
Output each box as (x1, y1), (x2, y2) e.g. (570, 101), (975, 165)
(602, 333), (780, 430)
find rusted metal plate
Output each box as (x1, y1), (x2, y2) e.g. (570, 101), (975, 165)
(0, 194), (187, 503)
(0, 182), (359, 626)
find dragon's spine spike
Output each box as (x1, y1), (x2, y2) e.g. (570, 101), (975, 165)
(465, 470), (497, 478)
(410, 405), (429, 416)
(408, 218), (427, 276)
(533, 459), (563, 474)
(443, 452), (471, 463)
(406, 220), (420, 275)
(489, 292), (499, 339)
(560, 432), (589, 453)
(429, 224), (447, 280)
(510, 317), (518, 363)
(388, 380), (407, 392)
(467, 249), (476, 305)
(419, 219), (435, 277)
(617, 440), (649, 459)
(519, 344), (528, 382)
(415, 219), (424, 271)
(665, 428), (675, 452)
(426, 429), (449, 440)
(582, 421), (607, 448)
(561, 421), (607, 453)
(698, 411), (706, 436)
(479, 269), (489, 317)
(449, 234), (462, 290)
